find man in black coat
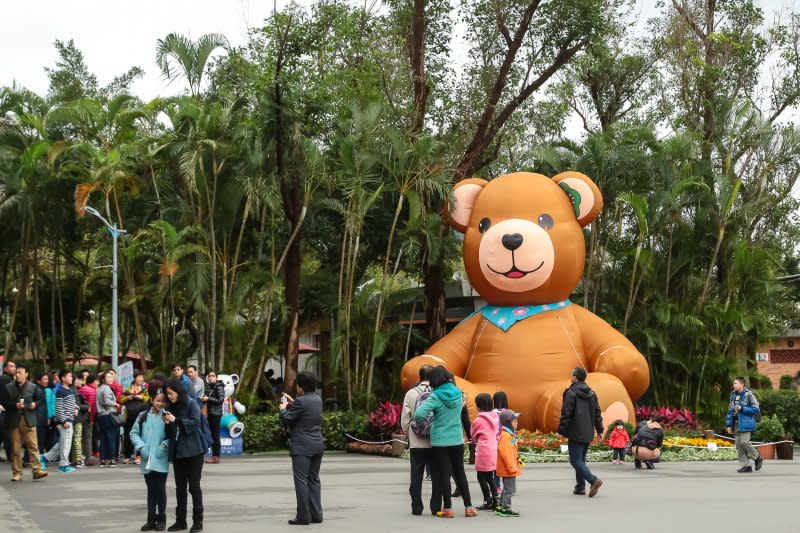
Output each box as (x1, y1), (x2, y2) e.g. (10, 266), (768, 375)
(558, 367), (604, 498)
(0, 360), (17, 461)
(3, 364), (47, 481)
(280, 371), (324, 526)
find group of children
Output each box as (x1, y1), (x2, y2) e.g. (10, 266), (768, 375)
(469, 391), (522, 518)
(468, 394), (665, 518)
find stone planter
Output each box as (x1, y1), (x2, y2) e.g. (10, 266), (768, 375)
(757, 443), (775, 460)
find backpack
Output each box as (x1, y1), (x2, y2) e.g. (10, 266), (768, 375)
(410, 387), (433, 437)
(747, 391), (762, 423)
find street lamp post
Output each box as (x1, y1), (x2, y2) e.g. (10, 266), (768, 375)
(84, 206), (127, 370)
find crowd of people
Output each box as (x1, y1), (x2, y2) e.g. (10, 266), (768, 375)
(0, 359), (233, 532)
(1, 356), (765, 528)
(400, 365), (764, 519)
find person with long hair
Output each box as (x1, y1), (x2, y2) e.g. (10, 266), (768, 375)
(164, 377), (206, 533)
(96, 372), (120, 468)
(121, 371), (150, 465)
(414, 365), (476, 518)
(130, 380), (169, 531)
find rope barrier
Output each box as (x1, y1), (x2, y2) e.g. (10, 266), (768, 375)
(345, 433), (408, 445)
(712, 433), (795, 448)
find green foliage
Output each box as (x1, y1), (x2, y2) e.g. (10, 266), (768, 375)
(779, 375), (794, 390)
(752, 414), (785, 442)
(242, 411), (368, 452)
(756, 390), (800, 438)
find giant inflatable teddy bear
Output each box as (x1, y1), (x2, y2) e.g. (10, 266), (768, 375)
(401, 171), (650, 432)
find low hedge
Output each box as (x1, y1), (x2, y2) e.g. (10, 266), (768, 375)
(242, 411), (369, 452)
(755, 389), (800, 438)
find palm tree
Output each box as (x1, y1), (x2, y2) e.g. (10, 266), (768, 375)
(155, 33), (229, 98)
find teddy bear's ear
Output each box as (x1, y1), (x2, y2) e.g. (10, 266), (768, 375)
(552, 171), (603, 227)
(230, 374), (239, 385)
(444, 178), (488, 233)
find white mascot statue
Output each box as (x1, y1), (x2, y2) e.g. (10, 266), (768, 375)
(217, 374), (246, 439)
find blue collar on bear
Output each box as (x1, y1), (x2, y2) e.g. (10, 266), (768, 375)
(467, 300), (572, 331)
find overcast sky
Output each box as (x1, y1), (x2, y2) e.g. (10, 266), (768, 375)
(0, 0), (795, 102)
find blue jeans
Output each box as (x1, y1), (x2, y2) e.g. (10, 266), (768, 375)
(568, 441), (597, 491)
(97, 414), (117, 461)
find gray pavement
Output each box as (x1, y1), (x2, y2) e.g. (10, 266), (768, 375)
(0, 454), (797, 533)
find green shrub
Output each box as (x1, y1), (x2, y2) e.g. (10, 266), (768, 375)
(242, 410), (369, 452)
(755, 389), (800, 438)
(752, 414), (785, 443)
(779, 375), (794, 390)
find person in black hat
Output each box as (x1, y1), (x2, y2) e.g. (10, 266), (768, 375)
(557, 367), (604, 497)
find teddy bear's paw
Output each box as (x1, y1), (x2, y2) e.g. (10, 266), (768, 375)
(601, 401), (630, 432)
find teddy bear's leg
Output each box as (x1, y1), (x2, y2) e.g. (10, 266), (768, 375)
(533, 373), (636, 434)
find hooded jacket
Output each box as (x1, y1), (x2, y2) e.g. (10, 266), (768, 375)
(130, 407), (170, 474)
(725, 388), (760, 433)
(558, 381), (604, 443)
(470, 411), (500, 472)
(496, 427), (520, 478)
(401, 382), (432, 449)
(608, 426), (630, 449)
(632, 420), (664, 450)
(414, 382), (464, 447)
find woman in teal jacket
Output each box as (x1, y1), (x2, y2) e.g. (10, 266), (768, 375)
(130, 381), (170, 531)
(414, 366), (476, 518)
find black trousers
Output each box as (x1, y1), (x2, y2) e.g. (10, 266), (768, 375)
(433, 445), (472, 510)
(409, 448), (436, 515)
(173, 454), (204, 523)
(477, 470), (495, 503)
(123, 411), (141, 458)
(291, 453), (323, 523)
(207, 414), (221, 457)
(145, 471), (168, 522)
(612, 448), (625, 461)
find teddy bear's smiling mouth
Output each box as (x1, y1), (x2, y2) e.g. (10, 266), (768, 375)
(487, 260), (545, 279)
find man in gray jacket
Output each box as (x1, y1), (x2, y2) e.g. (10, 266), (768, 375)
(280, 371), (324, 526)
(3, 364), (47, 482)
(401, 364), (434, 516)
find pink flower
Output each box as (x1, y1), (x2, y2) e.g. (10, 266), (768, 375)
(513, 307), (528, 316)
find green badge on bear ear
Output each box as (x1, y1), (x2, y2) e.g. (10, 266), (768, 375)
(559, 182), (581, 218)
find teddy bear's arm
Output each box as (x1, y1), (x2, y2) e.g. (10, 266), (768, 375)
(570, 304), (650, 400)
(400, 313), (483, 389)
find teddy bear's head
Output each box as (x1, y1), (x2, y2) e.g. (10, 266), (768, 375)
(446, 171), (602, 306)
(216, 373), (240, 399)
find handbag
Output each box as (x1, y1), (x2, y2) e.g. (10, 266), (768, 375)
(110, 412), (124, 427)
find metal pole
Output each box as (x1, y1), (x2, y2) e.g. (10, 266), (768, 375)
(111, 227), (119, 371)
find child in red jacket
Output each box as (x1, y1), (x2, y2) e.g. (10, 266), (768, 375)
(608, 419), (630, 464)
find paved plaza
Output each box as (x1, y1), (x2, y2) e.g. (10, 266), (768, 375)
(1, 453), (797, 533)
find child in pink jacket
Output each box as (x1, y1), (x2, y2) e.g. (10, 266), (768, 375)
(471, 393), (500, 510)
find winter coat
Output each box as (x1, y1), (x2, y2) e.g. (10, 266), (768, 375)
(414, 382), (465, 447)
(496, 427), (520, 478)
(120, 383), (149, 420)
(632, 421), (664, 449)
(130, 407), (170, 474)
(725, 389), (760, 433)
(96, 384), (117, 416)
(165, 397), (207, 460)
(204, 381), (225, 417)
(2, 381), (39, 428)
(470, 411), (500, 472)
(79, 385), (97, 423)
(74, 387), (90, 425)
(557, 382), (604, 443)
(401, 382), (432, 449)
(608, 427), (630, 449)
(45, 387), (56, 420)
(34, 385), (49, 427)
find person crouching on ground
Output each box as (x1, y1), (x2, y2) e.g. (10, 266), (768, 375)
(608, 420), (630, 465)
(726, 376), (763, 474)
(495, 410), (521, 517)
(131, 381), (169, 532)
(631, 414), (664, 470)
(164, 377), (206, 533)
(471, 393), (499, 511)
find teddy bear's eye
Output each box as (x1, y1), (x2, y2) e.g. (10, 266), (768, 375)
(478, 218), (491, 233)
(538, 214), (554, 229)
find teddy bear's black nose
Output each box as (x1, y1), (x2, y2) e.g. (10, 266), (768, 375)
(502, 233), (523, 251)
